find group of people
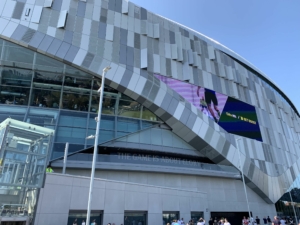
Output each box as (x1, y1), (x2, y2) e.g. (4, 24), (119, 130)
(166, 217), (230, 225)
(73, 219), (97, 225)
(242, 216), (295, 225)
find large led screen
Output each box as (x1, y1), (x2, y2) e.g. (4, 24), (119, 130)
(155, 74), (263, 142)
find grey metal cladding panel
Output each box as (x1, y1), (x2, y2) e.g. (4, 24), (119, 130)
(167, 98), (179, 115)
(160, 93), (172, 111)
(100, 8), (108, 23)
(98, 22), (107, 39)
(11, 25), (28, 41)
(29, 32), (45, 49)
(290, 166), (296, 180)
(119, 44), (127, 64)
(108, 0), (116, 11)
(52, 0), (62, 11)
(212, 154), (226, 164)
(180, 108), (191, 125)
(134, 33), (140, 49)
(82, 53), (94, 68)
(120, 28), (127, 45)
(126, 46), (134, 67)
(119, 69), (132, 88)
(188, 136), (208, 150)
(186, 113), (197, 130)
(21, 28), (35, 43)
(63, 30), (73, 44)
(47, 38), (62, 56)
(140, 7), (147, 20)
(160, 112), (172, 122)
(140, 70), (148, 79)
(166, 58), (171, 76)
(55, 42), (71, 59)
(247, 163), (255, 180)
(77, 1), (86, 17)
(38, 35), (54, 52)
(148, 84), (159, 101)
(222, 141), (231, 157)
(115, 0), (122, 13)
(12, 2), (25, 19)
(141, 80), (153, 98)
(64, 45), (79, 62)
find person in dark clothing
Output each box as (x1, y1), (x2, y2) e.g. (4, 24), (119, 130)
(267, 217), (272, 225)
(256, 217), (260, 225)
(263, 217), (267, 225)
(209, 218), (214, 225)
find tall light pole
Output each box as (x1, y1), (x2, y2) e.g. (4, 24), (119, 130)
(236, 138), (252, 220)
(86, 66), (111, 225)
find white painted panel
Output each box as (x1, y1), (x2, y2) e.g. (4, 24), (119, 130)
(141, 48), (147, 69)
(82, 18), (91, 35)
(105, 24), (114, 41)
(2, 0), (16, 18)
(80, 34), (89, 50)
(79, 0), (87, 2)
(127, 30), (134, 47)
(57, 10), (68, 28)
(44, 0), (53, 8)
(208, 46), (215, 60)
(171, 44), (177, 60)
(153, 23), (159, 38)
(114, 12), (121, 27)
(177, 46), (183, 61)
(193, 52), (199, 67)
(61, 0), (71, 11)
(31, 5), (43, 23)
(153, 54), (160, 74)
(171, 60), (177, 79)
(121, 14), (128, 29)
(73, 48), (87, 66)
(147, 21), (153, 38)
(46, 26), (56, 37)
(0, 18), (9, 34)
(122, 0), (128, 14)
(164, 43), (171, 58)
(92, 5), (101, 21)
(0, 0), (8, 17)
(187, 49), (193, 65)
(1, 21), (18, 38)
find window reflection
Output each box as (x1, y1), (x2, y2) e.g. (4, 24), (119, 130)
(0, 86), (30, 105)
(90, 94), (117, 114)
(142, 107), (157, 121)
(119, 99), (141, 118)
(1, 68), (32, 87)
(124, 212), (147, 225)
(31, 72), (62, 108)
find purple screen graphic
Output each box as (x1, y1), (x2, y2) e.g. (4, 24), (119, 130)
(155, 74), (228, 122)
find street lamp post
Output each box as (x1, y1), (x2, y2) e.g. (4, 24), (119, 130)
(236, 138), (252, 220)
(86, 66), (111, 225)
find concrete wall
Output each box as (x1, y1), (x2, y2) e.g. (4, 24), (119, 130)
(35, 171), (276, 225)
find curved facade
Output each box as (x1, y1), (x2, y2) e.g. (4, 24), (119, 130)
(0, 0), (299, 224)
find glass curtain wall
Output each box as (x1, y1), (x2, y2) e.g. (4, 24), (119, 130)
(275, 174), (300, 219)
(0, 39), (160, 159)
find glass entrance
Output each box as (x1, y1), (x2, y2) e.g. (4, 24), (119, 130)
(163, 212), (179, 225)
(124, 212), (147, 225)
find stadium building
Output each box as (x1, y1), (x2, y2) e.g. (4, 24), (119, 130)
(0, 0), (300, 225)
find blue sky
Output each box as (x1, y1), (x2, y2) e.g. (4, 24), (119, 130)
(130, 0), (300, 113)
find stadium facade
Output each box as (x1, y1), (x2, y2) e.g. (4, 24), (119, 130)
(0, 0), (300, 224)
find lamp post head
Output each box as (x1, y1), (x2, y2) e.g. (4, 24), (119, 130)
(103, 66), (111, 73)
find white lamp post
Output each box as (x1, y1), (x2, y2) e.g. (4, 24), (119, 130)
(236, 138), (252, 220)
(86, 66), (111, 225)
